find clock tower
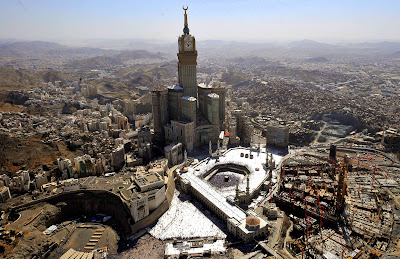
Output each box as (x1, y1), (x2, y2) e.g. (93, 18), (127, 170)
(178, 7), (198, 98)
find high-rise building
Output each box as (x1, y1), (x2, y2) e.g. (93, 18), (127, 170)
(152, 89), (169, 145)
(0, 187), (11, 203)
(177, 7), (198, 98)
(111, 145), (125, 171)
(167, 85), (184, 121)
(181, 96), (197, 126)
(152, 7), (226, 152)
(165, 120), (195, 151)
(265, 124), (289, 147)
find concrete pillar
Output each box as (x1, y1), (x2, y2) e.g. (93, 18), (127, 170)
(246, 177), (250, 196)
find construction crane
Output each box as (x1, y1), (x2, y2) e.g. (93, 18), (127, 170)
(342, 245), (346, 259)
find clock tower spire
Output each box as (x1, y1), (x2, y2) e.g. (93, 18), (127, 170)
(177, 6), (198, 98)
(183, 6), (189, 34)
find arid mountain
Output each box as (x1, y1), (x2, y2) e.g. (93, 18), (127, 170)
(0, 67), (70, 90)
(114, 62), (175, 80)
(66, 56), (123, 69)
(392, 51), (400, 58)
(344, 41), (400, 51)
(0, 41), (120, 69)
(65, 50), (167, 69)
(288, 39), (342, 49)
(116, 50), (165, 61)
(221, 72), (251, 88)
(0, 41), (116, 58)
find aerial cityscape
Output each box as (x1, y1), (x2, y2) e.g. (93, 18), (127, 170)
(0, 1), (399, 258)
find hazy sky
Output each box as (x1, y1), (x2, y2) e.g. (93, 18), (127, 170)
(1, 0), (399, 43)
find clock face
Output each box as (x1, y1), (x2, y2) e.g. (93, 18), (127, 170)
(184, 41), (193, 51)
(179, 41), (182, 51)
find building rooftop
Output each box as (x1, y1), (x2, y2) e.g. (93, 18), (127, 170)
(198, 83), (212, 89)
(181, 96), (197, 101)
(168, 84), (183, 90)
(170, 119), (194, 125)
(207, 93), (219, 99)
(165, 142), (182, 150)
(134, 172), (164, 192)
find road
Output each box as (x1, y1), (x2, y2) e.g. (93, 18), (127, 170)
(313, 122), (327, 143)
(281, 220), (296, 259)
(258, 241), (284, 259)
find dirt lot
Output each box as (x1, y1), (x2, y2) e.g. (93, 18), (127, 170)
(61, 224), (118, 252)
(0, 102), (24, 113)
(0, 133), (81, 174)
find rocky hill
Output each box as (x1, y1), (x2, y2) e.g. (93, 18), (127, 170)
(0, 133), (81, 174)
(66, 50), (167, 69)
(0, 67), (69, 90)
(0, 41), (115, 58)
(221, 72), (251, 88)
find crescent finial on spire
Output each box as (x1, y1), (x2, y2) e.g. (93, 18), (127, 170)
(182, 6), (189, 34)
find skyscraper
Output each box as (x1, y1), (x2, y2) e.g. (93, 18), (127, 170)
(152, 7), (226, 151)
(152, 89), (168, 145)
(177, 7), (198, 98)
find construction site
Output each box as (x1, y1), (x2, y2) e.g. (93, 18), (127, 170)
(273, 145), (400, 259)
